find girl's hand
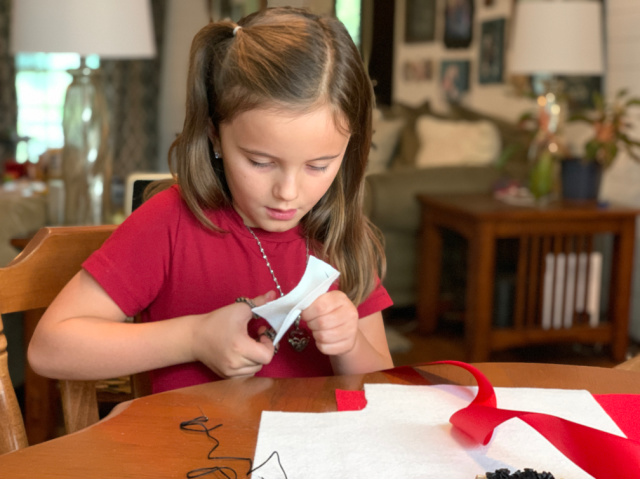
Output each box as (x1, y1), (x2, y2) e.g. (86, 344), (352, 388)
(191, 291), (277, 378)
(302, 290), (359, 356)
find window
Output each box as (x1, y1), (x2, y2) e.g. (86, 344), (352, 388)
(335, 0), (361, 50)
(14, 53), (99, 164)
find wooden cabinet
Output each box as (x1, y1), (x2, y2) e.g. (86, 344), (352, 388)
(417, 194), (640, 362)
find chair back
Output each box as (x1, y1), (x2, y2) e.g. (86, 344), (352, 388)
(0, 225), (116, 454)
(0, 316), (26, 453)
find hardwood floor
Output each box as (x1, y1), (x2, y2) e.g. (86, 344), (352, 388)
(384, 306), (640, 369)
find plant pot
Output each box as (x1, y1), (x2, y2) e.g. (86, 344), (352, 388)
(560, 157), (602, 200)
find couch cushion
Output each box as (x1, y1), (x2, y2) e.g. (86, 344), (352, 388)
(414, 116), (501, 168)
(389, 102), (530, 175)
(389, 101), (435, 168)
(367, 108), (405, 174)
(364, 166), (501, 232)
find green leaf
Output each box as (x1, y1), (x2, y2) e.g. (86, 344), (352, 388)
(616, 88), (629, 99)
(619, 133), (640, 147)
(568, 113), (593, 123)
(627, 148), (640, 162)
(496, 143), (524, 169)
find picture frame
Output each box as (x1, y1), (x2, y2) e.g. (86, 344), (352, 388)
(403, 58), (434, 82)
(405, 0), (436, 43)
(444, 0), (474, 48)
(478, 18), (506, 84)
(440, 60), (470, 102)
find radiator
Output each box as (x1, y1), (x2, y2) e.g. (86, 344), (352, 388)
(541, 252), (603, 330)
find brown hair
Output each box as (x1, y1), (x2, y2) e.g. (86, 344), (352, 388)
(168, 7), (385, 305)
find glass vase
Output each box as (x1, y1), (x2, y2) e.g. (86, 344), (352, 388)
(528, 140), (559, 204)
(61, 61), (112, 225)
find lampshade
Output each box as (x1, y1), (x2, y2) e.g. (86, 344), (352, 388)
(509, 0), (604, 76)
(10, 0), (156, 58)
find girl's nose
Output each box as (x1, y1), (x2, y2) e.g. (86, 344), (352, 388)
(273, 172), (298, 201)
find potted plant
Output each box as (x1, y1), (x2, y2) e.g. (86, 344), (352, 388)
(502, 93), (569, 202)
(563, 88), (640, 199)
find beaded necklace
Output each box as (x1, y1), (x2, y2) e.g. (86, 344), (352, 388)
(246, 225), (311, 352)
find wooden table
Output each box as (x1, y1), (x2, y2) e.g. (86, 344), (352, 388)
(0, 363), (638, 478)
(417, 194), (640, 362)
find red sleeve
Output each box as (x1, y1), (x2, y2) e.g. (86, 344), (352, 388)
(82, 186), (182, 317)
(356, 277), (393, 318)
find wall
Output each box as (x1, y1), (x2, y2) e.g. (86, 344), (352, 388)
(156, 0), (334, 169)
(600, 0), (640, 341)
(156, 0), (208, 171)
(392, 0), (534, 122)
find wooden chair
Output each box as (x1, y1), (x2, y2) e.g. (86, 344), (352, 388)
(0, 225), (117, 454)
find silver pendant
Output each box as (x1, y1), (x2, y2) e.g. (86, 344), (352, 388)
(288, 317), (309, 352)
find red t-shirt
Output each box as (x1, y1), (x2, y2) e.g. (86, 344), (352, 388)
(83, 185), (393, 393)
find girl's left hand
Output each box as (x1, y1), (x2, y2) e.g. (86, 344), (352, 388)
(301, 290), (359, 356)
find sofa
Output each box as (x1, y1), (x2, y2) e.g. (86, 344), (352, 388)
(363, 102), (529, 307)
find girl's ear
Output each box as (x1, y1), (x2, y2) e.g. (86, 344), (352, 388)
(207, 119), (222, 155)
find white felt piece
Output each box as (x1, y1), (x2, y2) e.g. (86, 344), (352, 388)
(251, 256), (340, 345)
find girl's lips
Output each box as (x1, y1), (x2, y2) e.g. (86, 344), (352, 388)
(266, 207), (297, 221)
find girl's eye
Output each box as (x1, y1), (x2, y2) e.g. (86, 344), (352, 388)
(249, 159), (271, 169)
(308, 164), (328, 172)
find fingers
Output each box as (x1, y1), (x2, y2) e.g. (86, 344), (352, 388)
(252, 290), (277, 307)
(210, 335), (275, 378)
(194, 295), (279, 380)
(234, 290), (276, 325)
(302, 291), (359, 355)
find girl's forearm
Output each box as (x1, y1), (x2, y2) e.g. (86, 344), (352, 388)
(28, 315), (200, 381)
(329, 329), (394, 376)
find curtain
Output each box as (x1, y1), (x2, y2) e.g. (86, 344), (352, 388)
(0, 0), (17, 171)
(101, 0), (166, 185)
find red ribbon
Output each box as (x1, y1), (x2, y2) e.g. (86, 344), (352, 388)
(336, 361), (640, 479)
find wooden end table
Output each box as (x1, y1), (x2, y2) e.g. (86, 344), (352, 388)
(417, 193), (640, 362)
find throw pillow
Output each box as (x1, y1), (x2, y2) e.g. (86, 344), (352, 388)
(367, 108), (405, 174)
(414, 116), (502, 168)
(390, 101), (434, 168)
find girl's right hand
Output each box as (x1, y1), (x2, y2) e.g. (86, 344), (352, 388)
(191, 290), (277, 378)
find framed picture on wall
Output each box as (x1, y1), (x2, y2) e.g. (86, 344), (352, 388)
(444, 0), (474, 48)
(440, 60), (470, 102)
(405, 0), (436, 43)
(478, 18), (506, 84)
(403, 58), (434, 82)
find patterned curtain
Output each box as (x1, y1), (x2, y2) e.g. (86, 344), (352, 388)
(0, 0), (17, 171)
(101, 0), (166, 185)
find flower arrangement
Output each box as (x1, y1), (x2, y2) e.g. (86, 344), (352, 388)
(570, 88), (640, 168)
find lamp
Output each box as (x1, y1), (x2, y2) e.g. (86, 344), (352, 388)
(509, 0), (604, 201)
(10, 0), (156, 225)
(510, 1), (604, 76)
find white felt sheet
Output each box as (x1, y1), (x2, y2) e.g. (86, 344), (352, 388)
(251, 384), (625, 479)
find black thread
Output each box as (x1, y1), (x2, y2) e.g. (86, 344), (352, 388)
(248, 451), (287, 479)
(180, 413), (287, 479)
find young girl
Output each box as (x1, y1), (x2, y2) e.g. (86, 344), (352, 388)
(28, 7), (394, 394)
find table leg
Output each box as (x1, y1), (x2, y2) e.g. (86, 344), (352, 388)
(465, 223), (496, 362)
(609, 220), (635, 362)
(417, 213), (442, 334)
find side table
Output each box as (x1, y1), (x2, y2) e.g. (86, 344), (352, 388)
(417, 193), (640, 362)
